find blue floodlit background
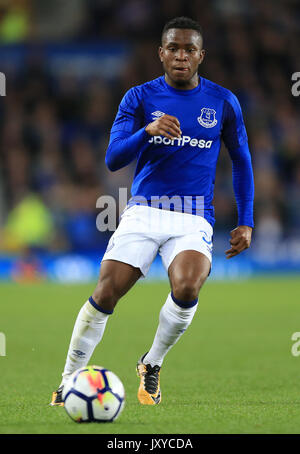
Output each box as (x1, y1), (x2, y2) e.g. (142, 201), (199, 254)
(0, 0), (299, 283)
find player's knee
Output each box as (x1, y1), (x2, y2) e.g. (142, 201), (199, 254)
(172, 277), (199, 302)
(92, 280), (120, 312)
(171, 272), (208, 302)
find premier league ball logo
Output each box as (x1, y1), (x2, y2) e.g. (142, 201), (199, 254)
(197, 108), (218, 128)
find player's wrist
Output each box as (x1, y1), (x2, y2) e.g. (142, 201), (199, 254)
(145, 123), (154, 135)
(238, 225), (253, 232)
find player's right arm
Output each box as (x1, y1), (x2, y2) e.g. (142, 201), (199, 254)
(105, 88), (181, 172)
(145, 115), (181, 140)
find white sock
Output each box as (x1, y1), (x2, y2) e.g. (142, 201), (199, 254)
(59, 298), (111, 387)
(143, 293), (198, 368)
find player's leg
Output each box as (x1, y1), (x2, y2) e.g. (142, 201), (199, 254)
(61, 259), (141, 383)
(50, 260), (141, 406)
(91, 258), (142, 312)
(146, 250), (211, 366)
(137, 250), (210, 405)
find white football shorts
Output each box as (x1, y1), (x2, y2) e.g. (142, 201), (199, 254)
(101, 205), (213, 277)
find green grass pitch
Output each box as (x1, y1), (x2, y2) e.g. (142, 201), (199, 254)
(0, 277), (299, 434)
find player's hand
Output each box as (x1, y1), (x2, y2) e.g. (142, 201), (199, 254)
(225, 225), (252, 259)
(145, 114), (182, 140)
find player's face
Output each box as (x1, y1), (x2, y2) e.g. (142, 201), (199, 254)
(159, 28), (205, 89)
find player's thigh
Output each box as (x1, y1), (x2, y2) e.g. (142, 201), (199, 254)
(168, 250), (211, 301)
(92, 259), (142, 308)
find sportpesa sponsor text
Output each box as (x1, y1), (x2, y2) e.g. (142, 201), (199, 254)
(149, 135), (213, 148)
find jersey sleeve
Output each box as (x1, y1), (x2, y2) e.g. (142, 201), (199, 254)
(221, 92), (248, 150)
(105, 87), (148, 171)
(110, 87), (144, 134)
(222, 93), (254, 228)
(228, 142), (255, 228)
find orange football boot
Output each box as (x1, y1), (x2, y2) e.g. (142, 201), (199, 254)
(136, 353), (161, 405)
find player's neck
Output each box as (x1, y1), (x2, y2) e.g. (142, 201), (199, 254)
(164, 74), (199, 90)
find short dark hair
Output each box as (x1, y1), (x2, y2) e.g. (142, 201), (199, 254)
(162, 16), (203, 44)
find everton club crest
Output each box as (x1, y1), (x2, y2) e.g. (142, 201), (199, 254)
(197, 108), (218, 128)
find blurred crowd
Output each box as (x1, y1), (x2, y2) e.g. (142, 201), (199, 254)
(0, 0), (299, 254)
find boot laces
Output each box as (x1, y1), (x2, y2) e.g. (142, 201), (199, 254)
(144, 364), (160, 394)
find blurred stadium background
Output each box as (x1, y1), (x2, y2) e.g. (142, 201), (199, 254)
(0, 0), (299, 283)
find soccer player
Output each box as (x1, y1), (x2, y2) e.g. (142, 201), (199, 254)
(51, 16), (254, 406)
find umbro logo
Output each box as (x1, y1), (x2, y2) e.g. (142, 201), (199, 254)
(151, 110), (165, 120)
(73, 350), (86, 358)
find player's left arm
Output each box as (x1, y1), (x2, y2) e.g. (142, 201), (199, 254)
(221, 94), (255, 259)
(225, 225), (252, 259)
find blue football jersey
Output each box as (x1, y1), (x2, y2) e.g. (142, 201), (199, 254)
(106, 76), (254, 228)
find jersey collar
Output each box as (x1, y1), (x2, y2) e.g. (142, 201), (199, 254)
(161, 75), (202, 95)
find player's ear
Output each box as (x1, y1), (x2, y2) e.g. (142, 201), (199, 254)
(199, 49), (206, 64)
(158, 46), (163, 62)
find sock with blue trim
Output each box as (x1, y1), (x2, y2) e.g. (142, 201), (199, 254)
(143, 292), (198, 368)
(60, 297), (112, 386)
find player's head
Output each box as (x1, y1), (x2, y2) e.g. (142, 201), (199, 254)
(159, 17), (205, 88)
(161, 17), (204, 47)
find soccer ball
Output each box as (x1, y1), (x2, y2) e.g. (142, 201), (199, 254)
(62, 365), (125, 423)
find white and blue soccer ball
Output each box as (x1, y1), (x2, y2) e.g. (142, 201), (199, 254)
(62, 365), (125, 423)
